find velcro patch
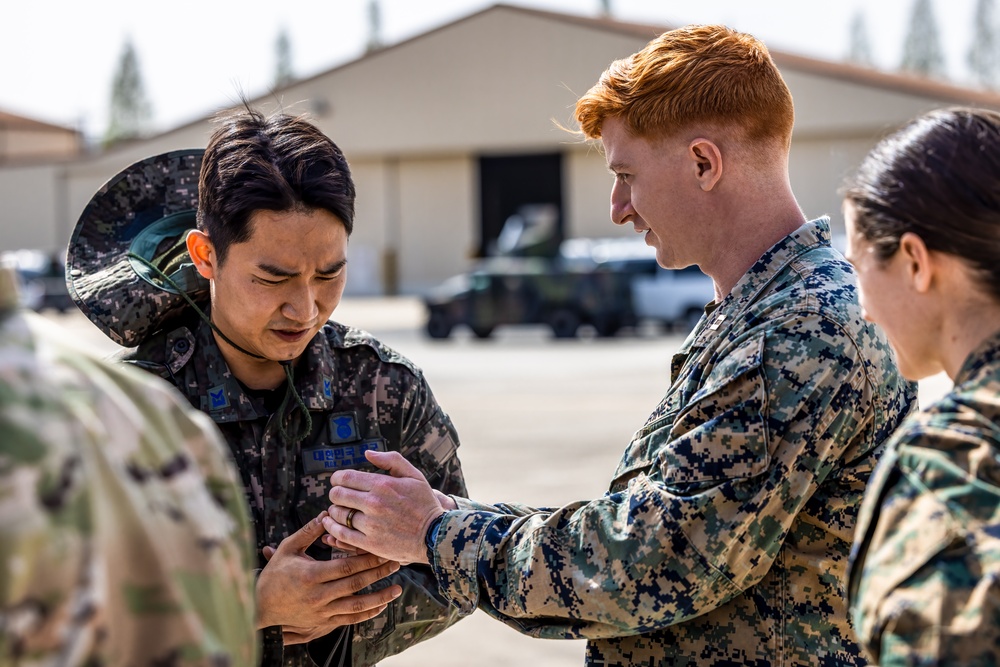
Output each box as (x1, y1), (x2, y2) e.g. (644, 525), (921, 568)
(207, 384), (230, 410)
(302, 439), (387, 474)
(328, 411), (360, 443)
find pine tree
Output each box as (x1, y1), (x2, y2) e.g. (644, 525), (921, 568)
(847, 10), (874, 66)
(366, 0), (383, 53)
(968, 0), (1000, 88)
(598, 0), (613, 17)
(900, 0), (946, 78)
(274, 26), (294, 87)
(104, 38), (152, 146)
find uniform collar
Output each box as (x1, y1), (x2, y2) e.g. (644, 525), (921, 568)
(190, 318), (340, 423)
(953, 328), (1000, 389)
(685, 217), (833, 351)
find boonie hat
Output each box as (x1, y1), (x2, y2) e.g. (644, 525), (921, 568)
(67, 149), (208, 347)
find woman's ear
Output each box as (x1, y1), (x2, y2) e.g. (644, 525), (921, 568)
(186, 229), (216, 280)
(689, 138), (723, 191)
(898, 231), (932, 294)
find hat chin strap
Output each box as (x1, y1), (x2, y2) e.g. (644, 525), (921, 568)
(126, 251), (313, 445)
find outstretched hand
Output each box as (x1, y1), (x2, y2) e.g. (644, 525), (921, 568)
(324, 450), (449, 565)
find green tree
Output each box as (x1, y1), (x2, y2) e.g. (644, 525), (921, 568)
(847, 10), (874, 66)
(598, 0), (613, 17)
(274, 26), (294, 87)
(900, 0), (946, 78)
(968, 0), (1000, 88)
(104, 37), (152, 146)
(366, 0), (383, 52)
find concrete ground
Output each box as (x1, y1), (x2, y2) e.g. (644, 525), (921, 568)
(48, 297), (953, 667)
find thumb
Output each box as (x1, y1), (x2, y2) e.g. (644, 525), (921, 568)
(262, 546), (276, 561)
(365, 450), (424, 480)
(277, 511), (328, 555)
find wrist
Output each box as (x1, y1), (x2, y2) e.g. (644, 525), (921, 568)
(424, 512), (445, 566)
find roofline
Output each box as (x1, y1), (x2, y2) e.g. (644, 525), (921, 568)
(98, 2), (1000, 150)
(0, 109), (83, 136)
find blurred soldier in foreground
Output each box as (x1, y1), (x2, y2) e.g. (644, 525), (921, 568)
(844, 107), (1000, 665)
(66, 108), (466, 666)
(323, 25), (916, 665)
(0, 260), (257, 665)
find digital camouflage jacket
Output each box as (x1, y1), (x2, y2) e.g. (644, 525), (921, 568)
(849, 330), (1000, 666)
(428, 218), (916, 666)
(0, 266), (258, 666)
(119, 313), (467, 667)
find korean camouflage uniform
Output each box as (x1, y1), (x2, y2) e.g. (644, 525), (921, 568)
(119, 311), (466, 667)
(849, 330), (1000, 666)
(428, 218), (916, 666)
(0, 265), (257, 666)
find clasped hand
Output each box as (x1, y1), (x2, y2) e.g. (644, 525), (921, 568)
(323, 450), (455, 565)
(256, 511), (403, 645)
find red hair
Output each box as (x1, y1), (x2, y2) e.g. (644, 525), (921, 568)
(575, 25), (794, 147)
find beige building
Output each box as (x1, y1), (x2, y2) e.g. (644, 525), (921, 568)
(0, 110), (82, 164)
(4, 3), (1000, 295)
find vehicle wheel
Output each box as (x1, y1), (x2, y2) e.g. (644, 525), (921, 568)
(425, 310), (454, 339)
(591, 314), (621, 337)
(470, 324), (494, 339)
(548, 308), (581, 339)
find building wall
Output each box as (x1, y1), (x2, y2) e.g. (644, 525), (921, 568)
(3, 6), (998, 296)
(0, 127), (81, 162)
(0, 163), (66, 252)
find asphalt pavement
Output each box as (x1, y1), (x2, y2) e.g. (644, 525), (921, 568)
(46, 297), (952, 667)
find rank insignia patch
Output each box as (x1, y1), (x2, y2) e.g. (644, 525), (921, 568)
(207, 384), (229, 410)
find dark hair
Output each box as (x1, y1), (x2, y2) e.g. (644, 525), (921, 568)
(575, 25), (794, 148)
(843, 106), (1000, 301)
(198, 107), (355, 264)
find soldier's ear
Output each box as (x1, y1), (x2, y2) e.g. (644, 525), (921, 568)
(689, 138), (722, 192)
(186, 230), (216, 279)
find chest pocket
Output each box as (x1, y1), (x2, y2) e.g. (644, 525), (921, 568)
(613, 334), (770, 496)
(295, 410), (388, 526)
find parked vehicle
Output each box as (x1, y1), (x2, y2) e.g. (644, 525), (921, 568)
(423, 235), (714, 339)
(8, 249), (73, 312)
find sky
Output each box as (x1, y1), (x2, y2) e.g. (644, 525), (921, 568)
(3, 0), (985, 142)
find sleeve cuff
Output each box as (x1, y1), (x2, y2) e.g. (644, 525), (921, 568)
(428, 509), (499, 615)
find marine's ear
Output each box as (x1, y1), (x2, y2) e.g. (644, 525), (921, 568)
(689, 138), (722, 192)
(898, 232), (932, 294)
(186, 229), (217, 280)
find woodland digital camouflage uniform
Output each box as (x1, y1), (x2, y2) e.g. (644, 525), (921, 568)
(427, 218), (916, 666)
(118, 310), (467, 667)
(0, 264), (257, 666)
(849, 330), (1000, 666)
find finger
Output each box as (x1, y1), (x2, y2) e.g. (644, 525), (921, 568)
(277, 511), (329, 556)
(323, 534), (364, 553)
(309, 604), (391, 635)
(432, 489), (458, 510)
(319, 552), (396, 585)
(323, 514), (372, 554)
(281, 626), (316, 646)
(262, 545), (276, 561)
(327, 504), (366, 535)
(327, 483), (371, 511)
(365, 450), (424, 480)
(324, 583), (402, 617)
(327, 468), (384, 497)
